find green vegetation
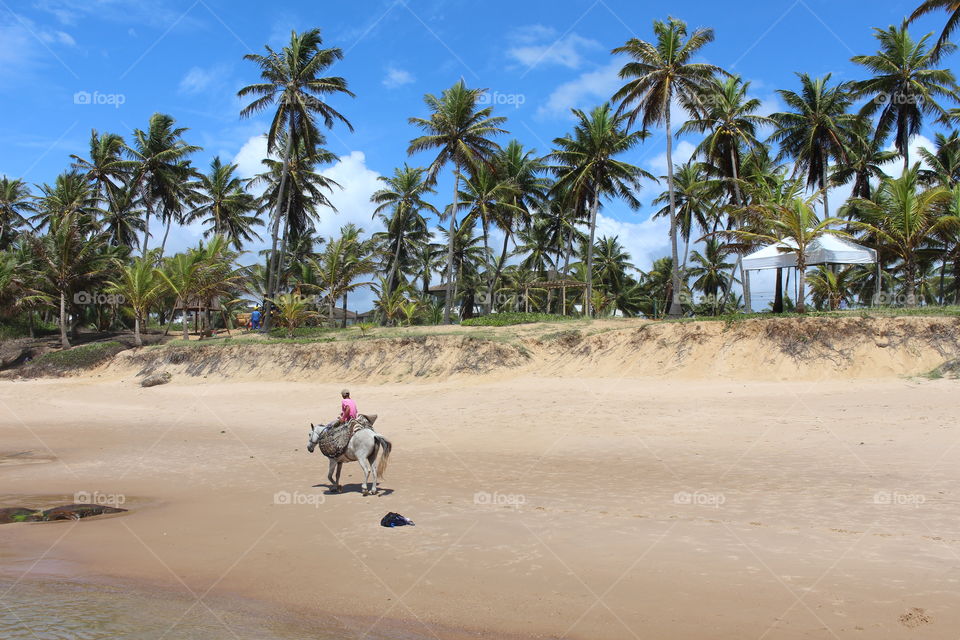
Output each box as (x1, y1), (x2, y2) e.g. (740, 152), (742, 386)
(461, 312), (574, 327)
(24, 341), (125, 375)
(3, 4), (960, 366)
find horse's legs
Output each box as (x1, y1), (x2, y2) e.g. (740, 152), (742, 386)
(335, 462), (343, 492)
(356, 455), (373, 495)
(368, 449), (379, 496)
(327, 458), (341, 492)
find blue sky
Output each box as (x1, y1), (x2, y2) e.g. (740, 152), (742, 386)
(0, 0), (953, 308)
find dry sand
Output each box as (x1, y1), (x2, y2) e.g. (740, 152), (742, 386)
(2, 319), (960, 638)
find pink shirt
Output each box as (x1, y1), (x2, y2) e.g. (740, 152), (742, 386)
(340, 398), (358, 422)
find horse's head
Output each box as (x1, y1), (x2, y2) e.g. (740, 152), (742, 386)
(306, 423), (318, 453)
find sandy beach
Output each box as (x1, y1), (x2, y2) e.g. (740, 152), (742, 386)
(2, 354), (959, 638)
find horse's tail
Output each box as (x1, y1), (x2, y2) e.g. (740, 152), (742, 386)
(374, 434), (392, 479)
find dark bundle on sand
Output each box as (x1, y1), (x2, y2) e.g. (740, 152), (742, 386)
(317, 414), (375, 458)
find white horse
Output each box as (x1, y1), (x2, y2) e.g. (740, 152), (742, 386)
(306, 422), (392, 496)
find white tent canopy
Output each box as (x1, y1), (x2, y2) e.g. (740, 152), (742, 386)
(742, 235), (877, 271)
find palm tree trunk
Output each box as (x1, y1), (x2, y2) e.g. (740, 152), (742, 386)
(342, 292), (347, 329)
(59, 291), (70, 349)
(442, 168), (460, 324)
(821, 159), (831, 219)
(269, 189), (294, 308)
(141, 201), (153, 257)
(773, 268), (784, 313)
(488, 229), (511, 314)
(479, 213), (492, 314)
(134, 313), (142, 347)
(906, 260), (917, 308)
(263, 129), (295, 333)
(729, 146), (751, 313)
(389, 230), (404, 297)
(585, 189), (600, 318)
(159, 212), (174, 257)
(182, 303), (190, 341)
(665, 109), (683, 317)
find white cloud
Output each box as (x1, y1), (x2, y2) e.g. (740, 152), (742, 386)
(647, 140), (697, 176)
(538, 59), (622, 118)
(0, 18), (75, 81)
(507, 27), (601, 70)
(880, 134), (935, 177)
(382, 66), (414, 89)
(178, 65), (227, 94)
(232, 134), (270, 184)
(317, 151), (385, 239)
(594, 212), (672, 273)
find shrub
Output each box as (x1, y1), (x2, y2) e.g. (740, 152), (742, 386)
(461, 312), (575, 327)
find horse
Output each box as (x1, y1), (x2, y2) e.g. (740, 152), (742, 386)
(306, 421), (392, 496)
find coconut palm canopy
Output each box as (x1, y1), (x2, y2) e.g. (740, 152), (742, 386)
(4, 4), (960, 345)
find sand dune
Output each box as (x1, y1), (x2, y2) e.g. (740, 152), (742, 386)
(105, 315), (960, 383)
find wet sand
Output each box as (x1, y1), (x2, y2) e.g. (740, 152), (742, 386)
(2, 374), (959, 639)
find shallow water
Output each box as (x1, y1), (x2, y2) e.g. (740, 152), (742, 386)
(0, 578), (384, 640)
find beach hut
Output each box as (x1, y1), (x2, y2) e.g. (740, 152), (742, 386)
(742, 236), (878, 311)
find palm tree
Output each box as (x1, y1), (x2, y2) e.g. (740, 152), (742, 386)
(269, 292), (318, 338)
(848, 166), (960, 306)
(488, 141), (549, 311)
(0, 177), (35, 247)
(550, 104), (652, 316)
(770, 73), (857, 219)
(252, 135), (341, 287)
(459, 165), (520, 308)
(724, 191), (850, 313)
(125, 113), (200, 256)
(592, 235), (635, 295)
(687, 238), (735, 314)
(157, 250), (206, 341)
(806, 265), (866, 310)
(107, 254), (166, 346)
(831, 117), (900, 200)
(239, 28), (354, 330)
(408, 79), (507, 323)
(412, 239), (443, 296)
(918, 130), (960, 186)
(311, 226), (374, 327)
(71, 129), (132, 214)
(33, 212), (112, 348)
(611, 16), (724, 316)
(370, 164), (437, 296)
(908, 1), (960, 55)
(100, 184), (146, 248)
(188, 156), (261, 249)
(850, 24), (957, 172)
(651, 160), (714, 269)
(32, 172), (99, 231)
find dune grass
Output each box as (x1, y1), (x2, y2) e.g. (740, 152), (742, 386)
(461, 312), (575, 327)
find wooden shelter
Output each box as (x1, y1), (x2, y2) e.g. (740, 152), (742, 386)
(526, 278), (586, 315)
